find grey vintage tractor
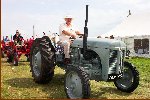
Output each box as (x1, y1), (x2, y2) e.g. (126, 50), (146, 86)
(30, 5), (139, 99)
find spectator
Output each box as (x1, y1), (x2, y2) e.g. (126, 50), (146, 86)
(13, 30), (23, 45)
(4, 36), (10, 42)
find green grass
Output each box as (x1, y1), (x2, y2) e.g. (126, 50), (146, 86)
(1, 55), (150, 99)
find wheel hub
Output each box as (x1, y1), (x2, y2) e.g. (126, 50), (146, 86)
(70, 82), (76, 93)
(33, 51), (41, 76)
(115, 66), (133, 89)
(66, 72), (83, 99)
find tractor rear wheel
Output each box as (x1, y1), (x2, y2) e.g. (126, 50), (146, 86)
(30, 37), (55, 84)
(114, 61), (139, 93)
(7, 55), (13, 62)
(65, 66), (90, 99)
(7, 49), (13, 62)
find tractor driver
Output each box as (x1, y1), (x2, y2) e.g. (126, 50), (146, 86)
(13, 30), (23, 45)
(59, 15), (82, 63)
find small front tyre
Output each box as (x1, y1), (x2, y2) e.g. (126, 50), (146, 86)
(114, 61), (139, 93)
(65, 66), (91, 99)
(13, 52), (18, 66)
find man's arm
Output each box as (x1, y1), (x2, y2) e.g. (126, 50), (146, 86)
(20, 35), (23, 39)
(75, 31), (83, 35)
(62, 30), (76, 38)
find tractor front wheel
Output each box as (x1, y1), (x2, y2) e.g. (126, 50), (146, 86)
(65, 66), (90, 99)
(114, 61), (139, 93)
(13, 52), (18, 66)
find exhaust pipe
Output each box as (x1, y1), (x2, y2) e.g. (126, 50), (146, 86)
(83, 5), (88, 57)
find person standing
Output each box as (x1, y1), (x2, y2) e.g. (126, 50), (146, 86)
(13, 30), (23, 45)
(4, 36), (10, 42)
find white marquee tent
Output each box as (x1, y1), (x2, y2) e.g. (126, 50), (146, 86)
(102, 12), (150, 58)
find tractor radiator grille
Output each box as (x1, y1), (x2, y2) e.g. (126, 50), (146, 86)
(120, 50), (125, 70)
(109, 50), (118, 74)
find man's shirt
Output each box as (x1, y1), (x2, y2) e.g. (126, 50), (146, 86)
(59, 23), (77, 41)
(13, 34), (23, 42)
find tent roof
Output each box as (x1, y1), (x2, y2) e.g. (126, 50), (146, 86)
(102, 12), (150, 37)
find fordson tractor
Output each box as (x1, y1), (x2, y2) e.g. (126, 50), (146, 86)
(30, 5), (139, 99)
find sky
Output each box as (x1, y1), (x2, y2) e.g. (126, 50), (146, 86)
(2, 0), (150, 39)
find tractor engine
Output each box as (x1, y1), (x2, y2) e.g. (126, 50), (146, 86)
(70, 37), (126, 81)
(70, 47), (102, 81)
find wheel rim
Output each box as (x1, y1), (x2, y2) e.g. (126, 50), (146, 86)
(32, 47), (41, 77)
(66, 71), (83, 99)
(116, 66), (133, 89)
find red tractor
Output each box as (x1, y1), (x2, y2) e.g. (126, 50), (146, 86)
(1, 40), (14, 58)
(1, 40), (6, 58)
(6, 38), (34, 66)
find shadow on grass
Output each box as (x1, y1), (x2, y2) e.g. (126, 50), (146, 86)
(91, 86), (131, 98)
(5, 62), (29, 66)
(1, 57), (29, 65)
(41, 74), (66, 98)
(5, 77), (36, 88)
(2, 62), (29, 67)
(5, 73), (66, 98)
(5, 74), (64, 88)
(4, 71), (131, 99)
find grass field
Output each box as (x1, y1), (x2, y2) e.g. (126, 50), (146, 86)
(1, 55), (150, 99)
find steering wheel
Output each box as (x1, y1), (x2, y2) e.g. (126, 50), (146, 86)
(78, 34), (84, 38)
(69, 34), (84, 43)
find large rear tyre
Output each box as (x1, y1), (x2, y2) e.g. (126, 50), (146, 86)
(30, 37), (55, 84)
(7, 55), (13, 62)
(65, 66), (90, 99)
(7, 48), (14, 62)
(114, 61), (139, 93)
